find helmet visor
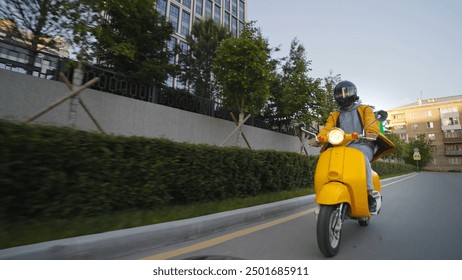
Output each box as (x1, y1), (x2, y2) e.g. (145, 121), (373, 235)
(334, 86), (356, 99)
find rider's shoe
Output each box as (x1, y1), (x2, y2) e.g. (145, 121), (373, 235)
(368, 194), (377, 213)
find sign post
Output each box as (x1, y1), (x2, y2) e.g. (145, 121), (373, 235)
(413, 148), (421, 172)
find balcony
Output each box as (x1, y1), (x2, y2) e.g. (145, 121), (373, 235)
(445, 150), (462, 156)
(443, 130), (462, 143)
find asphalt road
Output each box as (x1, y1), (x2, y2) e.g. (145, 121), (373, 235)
(136, 172), (462, 260)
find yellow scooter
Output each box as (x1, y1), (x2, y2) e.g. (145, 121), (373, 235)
(301, 111), (388, 257)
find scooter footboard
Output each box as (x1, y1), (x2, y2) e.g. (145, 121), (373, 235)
(315, 182), (351, 205)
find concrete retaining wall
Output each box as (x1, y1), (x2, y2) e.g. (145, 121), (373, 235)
(0, 69), (319, 154)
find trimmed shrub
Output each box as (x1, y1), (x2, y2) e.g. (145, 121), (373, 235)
(0, 119), (414, 221)
(0, 120), (314, 220)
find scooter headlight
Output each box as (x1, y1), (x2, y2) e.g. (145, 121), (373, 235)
(327, 128), (345, 145)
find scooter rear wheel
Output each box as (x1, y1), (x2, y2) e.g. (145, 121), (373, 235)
(317, 204), (343, 257)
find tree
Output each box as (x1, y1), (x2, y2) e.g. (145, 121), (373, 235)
(262, 69), (287, 132)
(0, 0), (70, 75)
(317, 70), (341, 124)
(404, 135), (432, 166)
(382, 133), (406, 162)
(214, 22), (273, 146)
(178, 18), (231, 99)
(278, 38), (323, 125)
(93, 0), (176, 86)
(63, 0), (103, 64)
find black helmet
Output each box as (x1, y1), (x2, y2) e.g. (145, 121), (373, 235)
(333, 80), (359, 107)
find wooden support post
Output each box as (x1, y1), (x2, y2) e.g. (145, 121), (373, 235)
(59, 73), (105, 133)
(230, 112), (252, 149)
(298, 133), (308, 155)
(220, 113), (251, 147)
(24, 77), (99, 124)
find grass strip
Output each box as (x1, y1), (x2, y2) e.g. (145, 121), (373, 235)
(0, 187), (313, 249)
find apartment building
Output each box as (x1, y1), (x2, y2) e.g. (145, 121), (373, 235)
(387, 95), (462, 172)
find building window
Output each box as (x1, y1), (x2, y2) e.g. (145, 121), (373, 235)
(446, 144), (462, 152)
(239, 0), (245, 21)
(179, 40), (189, 53)
(180, 10), (191, 36)
(167, 75), (174, 87)
(205, 0), (213, 18)
(195, 0), (203, 16)
(427, 133), (435, 141)
(444, 130), (462, 139)
(156, 0), (167, 15)
(412, 124), (418, 130)
(442, 117), (460, 126)
(398, 133), (408, 142)
(232, 0), (238, 16)
(425, 110), (432, 117)
(224, 12), (230, 30)
(231, 16), (237, 36)
(214, 4), (221, 23)
(441, 107), (458, 114)
(426, 122), (434, 128)
(183, 0), (191, 9)
(409, 112), (417, 119)
(449, 157), (462, 165)
(169, 4), (180, 33)
(167, 37), (177, 64)
(430, 145), (437, 152)
(225, 0), (230, 11)
(392, 113), (405, 120)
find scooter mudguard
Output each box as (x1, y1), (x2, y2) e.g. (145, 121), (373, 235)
(316, 182), (371, 217)
(315, 182), (351, 206)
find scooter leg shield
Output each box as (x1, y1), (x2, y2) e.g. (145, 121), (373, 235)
(315, 182), (351, 205)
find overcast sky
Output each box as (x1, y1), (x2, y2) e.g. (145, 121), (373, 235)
(247, 0), (462, 110)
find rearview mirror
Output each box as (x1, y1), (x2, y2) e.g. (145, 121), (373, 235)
(375, 110), (388, 122)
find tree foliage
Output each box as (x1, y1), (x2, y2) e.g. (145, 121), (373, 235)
(382, 133), (407, 162)
(277, 38), (323, 124)
(382, 133), (432, 167)
(213, 23), (273, 115)
(63, 0), (102, 64)
(178, 19), (231, 99)
(318, 71), (341, 123)
(93, 0), (176, 85)
(403, 135), (432, 166)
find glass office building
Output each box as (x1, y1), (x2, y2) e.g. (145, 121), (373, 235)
(155, 0), (247, 87)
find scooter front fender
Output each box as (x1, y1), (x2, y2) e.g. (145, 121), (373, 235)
(315, 182), (351, 206)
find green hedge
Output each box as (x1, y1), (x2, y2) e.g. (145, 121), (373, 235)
(0, 120), (415, 221)
(0, 120), (316, 220)
(372, 160), (417, 176)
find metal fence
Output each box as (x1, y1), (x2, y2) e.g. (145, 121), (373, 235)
(0, 39), (294, 135)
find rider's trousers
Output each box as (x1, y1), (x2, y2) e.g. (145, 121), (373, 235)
(349, 142), (374, 191)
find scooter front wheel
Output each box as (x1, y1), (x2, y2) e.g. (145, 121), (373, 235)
(317, 204), (344, 257)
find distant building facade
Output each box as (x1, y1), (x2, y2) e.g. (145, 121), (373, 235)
(387, 96), (462, 172)
(0, 19), (68, 79)
(155, 0), (247, 87)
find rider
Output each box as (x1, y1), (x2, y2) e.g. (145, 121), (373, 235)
(316, 80), (396, 212)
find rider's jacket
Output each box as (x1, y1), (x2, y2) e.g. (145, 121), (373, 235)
(317, 104), (396, 161)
